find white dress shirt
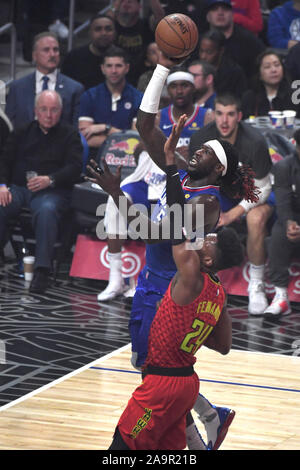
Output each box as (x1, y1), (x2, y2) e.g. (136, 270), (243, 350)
(35, 70), (58, 94)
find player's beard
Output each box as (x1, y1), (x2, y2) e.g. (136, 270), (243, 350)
(187, 166), (212, 180)
(187, 159), (216, 180)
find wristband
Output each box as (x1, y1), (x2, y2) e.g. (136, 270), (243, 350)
(166, 165), (187, 245)
(165, 164), (179, 177)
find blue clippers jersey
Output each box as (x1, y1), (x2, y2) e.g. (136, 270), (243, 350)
(146, 170), (221, 279)
(159, 104), (208, 146)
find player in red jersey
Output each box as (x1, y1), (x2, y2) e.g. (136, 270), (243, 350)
(105, 115), (244, 450)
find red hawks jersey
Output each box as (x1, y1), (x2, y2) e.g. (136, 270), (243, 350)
(145, 272), (226, 368)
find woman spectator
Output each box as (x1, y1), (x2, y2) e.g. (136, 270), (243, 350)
(241, 49), (299, 118)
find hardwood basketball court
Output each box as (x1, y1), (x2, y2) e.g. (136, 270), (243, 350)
(0, 343), (299, 450)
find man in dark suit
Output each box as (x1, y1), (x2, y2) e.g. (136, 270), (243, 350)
(5, 32), (84, 129)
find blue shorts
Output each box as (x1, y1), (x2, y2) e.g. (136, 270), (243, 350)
(129, 266), (171, 368)
(266, 190), (275, 207)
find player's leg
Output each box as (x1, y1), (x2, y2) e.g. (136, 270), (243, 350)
(186, 411), (207, 450)
(246, 203), (274, 315)
(116, 373), (199, 450)
(157, 373), (200, 450)
(98, 181), (151, 302)
(130, 270), (170, 369)
(97, 194), (128, 301)
(193, 393), (235, 450)
(108, 427), (131, 450)
(129, 270), (148, 370)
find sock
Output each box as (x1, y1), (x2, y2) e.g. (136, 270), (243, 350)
(130, 351), (141, 371)
(193, 394), (217, 420)
(186, 423), (207, 450)
(249, 263), (265, 283)
(108, 252), (123, 282)
(274, 286), (288, 298)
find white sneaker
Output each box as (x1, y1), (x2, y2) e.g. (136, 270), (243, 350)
(199, 406), (235, 450)
(49, 20), (69, 39)
(123, 277), (136, 298)
(264, 294), (291, 319)
(97, 280), (126, 302)
(248, 281), (268, 315)
(123, 286), (136, 298)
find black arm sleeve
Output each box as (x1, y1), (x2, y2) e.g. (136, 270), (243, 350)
(165, 164), (186, 245)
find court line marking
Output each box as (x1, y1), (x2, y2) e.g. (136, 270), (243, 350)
(0, 343), (131, 413)
(1, 343), (299, 414)
(90, 365), (300, 394)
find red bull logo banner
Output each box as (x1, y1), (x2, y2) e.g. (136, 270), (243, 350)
(218, 258), (300, 302)
(69, 234), (146, 281)
(103, 136), (140, 168)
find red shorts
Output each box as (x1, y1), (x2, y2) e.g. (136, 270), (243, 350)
(117, 372), (199, 450)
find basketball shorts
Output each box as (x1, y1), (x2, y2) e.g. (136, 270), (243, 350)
(104, 180), (150, 236)
(130, 267), (171, 368)
(117, 371), (200, 450)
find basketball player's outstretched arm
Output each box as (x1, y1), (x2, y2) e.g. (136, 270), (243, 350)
(163, 117), (205, 304)
(86, 159), (168, 243)
(137, 110), (168, 170)
(136, 52), (187, 171)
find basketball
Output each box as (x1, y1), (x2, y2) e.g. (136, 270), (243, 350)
(155, 13), (199, 59)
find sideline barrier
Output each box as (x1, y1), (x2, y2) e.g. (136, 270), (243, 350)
(70, 235), (146, 281)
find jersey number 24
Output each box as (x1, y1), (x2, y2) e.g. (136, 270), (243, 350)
(180, 319), (213, 355)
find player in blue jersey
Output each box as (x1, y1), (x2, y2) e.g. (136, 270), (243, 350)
(133, 53), (258, 451)
(88, 53), (258, 450)
(97, 68), (212, 302)
(158, 68), (214, 161)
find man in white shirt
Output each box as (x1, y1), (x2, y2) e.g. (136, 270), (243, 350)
(6, 32), (84, 129)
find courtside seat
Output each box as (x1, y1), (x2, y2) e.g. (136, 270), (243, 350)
(7, 207), (74, 281)
(71, 130), (141, 231)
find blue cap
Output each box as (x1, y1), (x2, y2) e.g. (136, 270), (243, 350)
(206, 0), (232, 10)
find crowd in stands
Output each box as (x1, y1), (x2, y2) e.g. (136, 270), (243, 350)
(0, 0), (300, 320)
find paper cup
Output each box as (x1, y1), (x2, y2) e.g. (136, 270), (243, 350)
(26, 171), (38, 181)
(268, 111), (284, 128)
(283, 110), (296, 128)
(23, 255), (35, 281)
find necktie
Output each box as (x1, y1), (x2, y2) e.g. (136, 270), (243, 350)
(42, 76), (49, 90)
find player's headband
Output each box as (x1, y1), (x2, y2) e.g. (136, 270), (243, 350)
(205, 140), (228, 176)
(166, 71), (195, 86)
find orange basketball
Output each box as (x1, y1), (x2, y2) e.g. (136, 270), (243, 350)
(155, 13), (199, 59)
